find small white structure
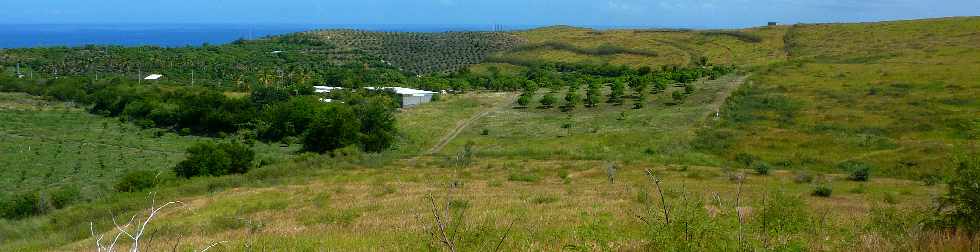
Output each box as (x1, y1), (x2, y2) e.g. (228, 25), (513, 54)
(367, 87), (438, 108)
(144, 74), (163, 80)
(314, 86), (343, 94)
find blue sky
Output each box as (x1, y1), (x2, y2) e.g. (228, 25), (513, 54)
(2, 0), (978, 28)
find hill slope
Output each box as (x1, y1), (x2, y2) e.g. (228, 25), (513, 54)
(701, 17), (980, 178)
(2, 17), (979, 251)
(308, 30), (526, 75)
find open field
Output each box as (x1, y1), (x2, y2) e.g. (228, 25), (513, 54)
(0, 92), (297, 203)
(438, 74), (746, 165)
(56, 157), (952, 251)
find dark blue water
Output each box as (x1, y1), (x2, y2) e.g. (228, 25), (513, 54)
(0, 24), (536, 48)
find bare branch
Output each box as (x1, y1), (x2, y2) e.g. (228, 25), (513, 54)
(199, 241), (229, 252)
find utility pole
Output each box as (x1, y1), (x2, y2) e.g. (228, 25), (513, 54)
(191, 70), (195, 86)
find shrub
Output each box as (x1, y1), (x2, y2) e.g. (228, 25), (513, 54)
(174, 141), (255, 178)
(516, 94), (531, 107)
(354, 96), (397, 152)
(539, 93), (557, 108)
(937, 151), (980, 233)
(47, 186), (80, 210)
(114, 170), (159, 192)
(0, 193), (37, 219)
(303, 104), (361, 153)
(481, 129), (490, 135)
(812, 185), (833, 197)
(839, 161), (872, 181)
(671, 90), (686, 104)
(734, 152), (758, 167)
(755, 191), (812, 234)
(753, 162), (772, 175)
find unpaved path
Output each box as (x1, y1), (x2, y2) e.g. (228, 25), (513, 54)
(703, 74), (750, 121)
(425, 93), (517, 155)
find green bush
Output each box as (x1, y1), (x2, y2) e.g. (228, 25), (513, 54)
(174, 141), (255, 178)
(812, 185), (833, 197)
(539, 93), (557, 108)
(114, 170), (159, 192)
(671, 90), (686, 104)
(755, 191), (812, 235)
(302, 104), (361, 153)
(753, 162), (772, 175)
(47, 186), (80, 210)
(516, 94), (531, 107)
(734, 152), (758, 167)
(0, 192), (42, 219)
(839, 161), (872, 181)
(937, 151), (980, 233)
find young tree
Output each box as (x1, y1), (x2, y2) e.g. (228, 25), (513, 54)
(516, 93), (531, 108)
(523, 79), (539, 95)
(356, 96), (397, 152)
(633, 88), (648, 109)
(671, 90), (686, 104)
(540, 92), (557, 108)
(652, 77), (668, 94)
(586, 83), (601, 108)
(608, 80), (625, 105)
(939, 151), (980, 233)
(303, 104), (361, 153)
(564, 88), (582, 110)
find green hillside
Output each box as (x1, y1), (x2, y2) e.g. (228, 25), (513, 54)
(1, 17), (979, 251)
(474, 17), (980, 179)
(702, 17), (980, 179)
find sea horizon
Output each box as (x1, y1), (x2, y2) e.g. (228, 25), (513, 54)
(0, 23), (707, 49)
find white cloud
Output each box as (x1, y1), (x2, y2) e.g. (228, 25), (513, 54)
(606, 1), (647, 13)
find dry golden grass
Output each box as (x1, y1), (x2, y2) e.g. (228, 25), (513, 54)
(66, 157), (956, 251)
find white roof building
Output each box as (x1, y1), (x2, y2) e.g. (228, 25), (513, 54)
(144, 74), (163, 80)
(366, 87), (438, 96)
(366, 87), (438, 108)
(314, 86), (343, 94)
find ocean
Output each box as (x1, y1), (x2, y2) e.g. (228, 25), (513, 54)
(0, 24), (533, 49)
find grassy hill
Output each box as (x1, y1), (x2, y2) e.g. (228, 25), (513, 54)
(479, 25), (787, 69)
(475, 17), (979, 180)
(701, 17), (980, 179)
(1, 17), (979, 251)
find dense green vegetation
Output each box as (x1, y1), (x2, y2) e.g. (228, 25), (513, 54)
(0, 33), (409, 89)
(174, 141), (255, 178)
